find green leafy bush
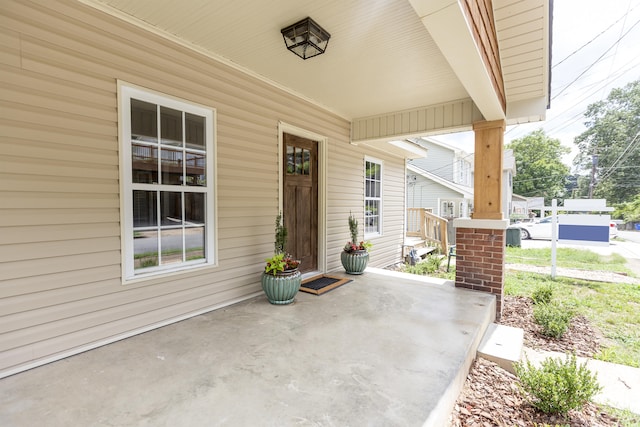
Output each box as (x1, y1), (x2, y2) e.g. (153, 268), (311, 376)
(533, 302), (573, 338)
(403, 255), (442, 275)
(514, 354), (601, 415)
(532, 283), (554, 304)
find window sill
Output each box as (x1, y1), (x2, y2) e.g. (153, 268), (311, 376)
(122, 261), (217, 286)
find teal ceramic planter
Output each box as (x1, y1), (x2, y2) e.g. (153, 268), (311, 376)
(341, 250), (369, 275)
(261, 269), (301, 305)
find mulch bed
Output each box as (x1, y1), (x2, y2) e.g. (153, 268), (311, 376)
(500, 295), (601, 357)
(449, 295), (621, 427)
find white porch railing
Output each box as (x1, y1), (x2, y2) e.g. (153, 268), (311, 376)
(406, 208), (449, 253)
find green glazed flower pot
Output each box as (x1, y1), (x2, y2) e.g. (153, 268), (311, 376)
(341, 250), (369, 275)
(261, 269), (301, 305)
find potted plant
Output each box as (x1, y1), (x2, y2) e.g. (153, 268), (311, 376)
(261, 212), (302, 305)
(341, 212), (372, 274)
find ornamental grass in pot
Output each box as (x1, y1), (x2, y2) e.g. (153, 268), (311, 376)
(341, 212), (372, 275)
(261, 212), (301, 305)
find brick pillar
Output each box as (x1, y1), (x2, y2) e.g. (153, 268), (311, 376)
(454, 119), (508, 319)
(453, 220), (508, 320)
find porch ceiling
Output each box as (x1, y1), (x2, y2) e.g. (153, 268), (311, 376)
(82, 0), (550, 126)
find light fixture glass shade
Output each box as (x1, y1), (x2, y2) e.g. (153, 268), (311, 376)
(281, 17), (331, 60)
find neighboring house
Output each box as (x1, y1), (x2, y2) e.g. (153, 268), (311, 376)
(408, 139), (515, 220)
(511, 195), (545, 220)
(407, 164), (474, 219)
(511, 193), (530, 220)
(502, 149), (516, 220)
(411, 138), (473, 186)
(0, 0), (551, 377)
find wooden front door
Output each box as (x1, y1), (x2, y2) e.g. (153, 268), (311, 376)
(283, 133), (318, 273)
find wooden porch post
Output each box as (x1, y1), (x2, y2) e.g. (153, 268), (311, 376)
(472, 120), (505, 220)
(453, 120), (508, 320)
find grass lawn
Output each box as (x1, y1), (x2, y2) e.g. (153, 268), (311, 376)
(415, 248), (640, 368)
(415, 249), (640, 424)
(505, 246), (633, 275)
(505, 271), (640, 368)
(503, 245), (640, 368)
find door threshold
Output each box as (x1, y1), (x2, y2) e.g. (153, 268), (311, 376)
(301, 271), (323, 281)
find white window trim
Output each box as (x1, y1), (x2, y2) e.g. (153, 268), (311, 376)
(364, 156), (383, 238)
(118, 82), (217, 284)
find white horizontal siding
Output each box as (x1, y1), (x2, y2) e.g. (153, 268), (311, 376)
(326, 142), (405, 270)
(410, 143), (456, 182)
(407, 176), (466, 212)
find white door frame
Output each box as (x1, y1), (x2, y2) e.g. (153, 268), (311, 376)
(278, 122), (328, 274)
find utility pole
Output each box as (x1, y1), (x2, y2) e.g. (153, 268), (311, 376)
(588, 153), (598, 198)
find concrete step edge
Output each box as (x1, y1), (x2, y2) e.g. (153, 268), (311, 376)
(477, 323), (524, 374)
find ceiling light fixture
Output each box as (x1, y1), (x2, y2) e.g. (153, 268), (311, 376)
(281, 17), (331, 60)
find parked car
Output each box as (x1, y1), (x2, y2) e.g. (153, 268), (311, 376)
(512, 217), (618, 240)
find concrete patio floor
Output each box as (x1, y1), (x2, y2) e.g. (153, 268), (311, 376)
(0, 269), (495, 427)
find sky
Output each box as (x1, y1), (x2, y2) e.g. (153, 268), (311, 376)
(436, 0), (640, 167)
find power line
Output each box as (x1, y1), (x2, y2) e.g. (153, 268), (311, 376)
(605, 0), (634, 92)
(596, 130), (640, 182)
(506, 54), (640, 141)
(553, 2), (640, 69)
(598, 165), (640, 170)
(552, 17), (640, 101)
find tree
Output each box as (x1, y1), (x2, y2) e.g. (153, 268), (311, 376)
(614, 194), (640, 222)
(574, 80), (640, 204)
(507, 129), (570, 205)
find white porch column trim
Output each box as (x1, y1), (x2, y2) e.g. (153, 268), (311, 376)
(453, 218), (510, 230)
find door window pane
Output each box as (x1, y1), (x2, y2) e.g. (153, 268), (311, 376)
(302, 149), (310, 175)
(287, 145), (295, 174)
(286, 145), (312, 175)
(295, 148), (303, 174)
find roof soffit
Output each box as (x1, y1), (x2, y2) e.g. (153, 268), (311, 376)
(83, 0), (469, 120)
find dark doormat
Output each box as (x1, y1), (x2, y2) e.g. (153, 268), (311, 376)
(300, 274), (352, 295)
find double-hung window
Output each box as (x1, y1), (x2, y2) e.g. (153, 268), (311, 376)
(120, 84), (215, 281)
(364, 158), (382, 236)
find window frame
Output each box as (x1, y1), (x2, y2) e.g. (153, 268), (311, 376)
(364, 156), (383, 238)
(118, 82), (216, 283)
